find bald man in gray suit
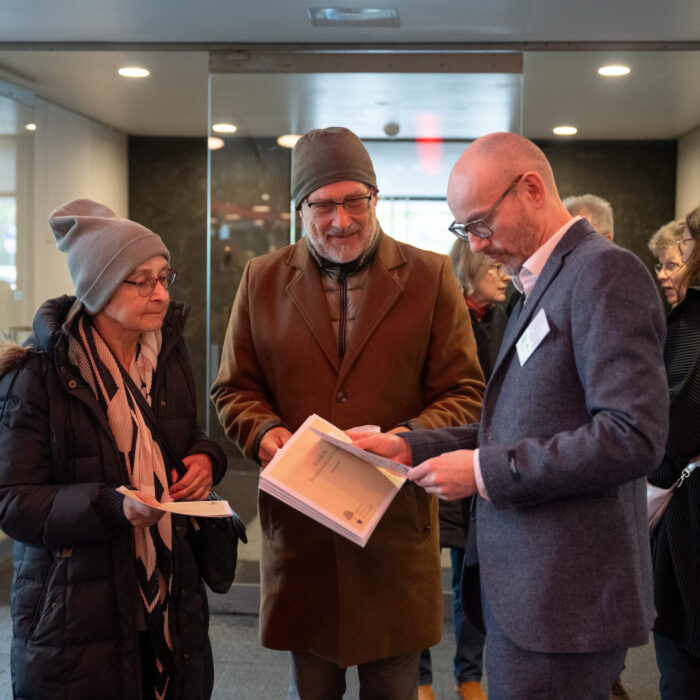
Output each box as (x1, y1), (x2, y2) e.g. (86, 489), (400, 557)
(355, 132), (669, 700)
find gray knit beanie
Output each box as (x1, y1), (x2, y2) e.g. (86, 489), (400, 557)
(49, 198), (170, 314)
(291, 126), (378, 207)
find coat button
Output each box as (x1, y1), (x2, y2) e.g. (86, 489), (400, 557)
(335, 390), (347, 403)
(160, 400), (166, 407)
(68, 379), (77, 389)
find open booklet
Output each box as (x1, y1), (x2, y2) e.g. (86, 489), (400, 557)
(259, 414), (409, 547)
(117, 486), (234, 517)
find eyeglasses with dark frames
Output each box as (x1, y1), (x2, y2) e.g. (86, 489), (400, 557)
(448, 174), (524, 241)
(122, 269), (177, 297)
(304, 192), (373, 217)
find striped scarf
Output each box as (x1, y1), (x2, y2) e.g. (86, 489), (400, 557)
(67, 314), (174, 699)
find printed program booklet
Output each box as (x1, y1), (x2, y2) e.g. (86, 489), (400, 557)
(258, 414), (409, 547)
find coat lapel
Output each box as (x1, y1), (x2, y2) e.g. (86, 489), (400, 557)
(285, 241), (341, 373)
(491, 220), (594, 377)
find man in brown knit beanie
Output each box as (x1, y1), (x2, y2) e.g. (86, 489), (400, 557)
(212, 126), (484, 700)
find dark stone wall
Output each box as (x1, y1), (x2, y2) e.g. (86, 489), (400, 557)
(537, 139), (677, 270)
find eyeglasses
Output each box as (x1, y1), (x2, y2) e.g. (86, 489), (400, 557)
(677, 237), (694, 256)
(122, 269), (177, 296)
(654, 261), (684, 274)
(304, 193), (373, 217)
(448, 174), (524, 241)
(489, 263), (507, 277)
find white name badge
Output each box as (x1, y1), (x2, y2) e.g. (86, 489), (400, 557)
(516, 307), (551, 365)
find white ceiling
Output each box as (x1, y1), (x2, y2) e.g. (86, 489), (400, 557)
(1, 0), (699, 140)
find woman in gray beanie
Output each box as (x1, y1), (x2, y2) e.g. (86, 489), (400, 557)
(0, 199), (227, 699)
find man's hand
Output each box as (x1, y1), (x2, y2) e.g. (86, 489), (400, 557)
(170, 453), (214, 501)
(259, 426), (293, 467)
(122, 490), (165, 528)
(408, 449), (477, 500)
(350, 431), (412, 466)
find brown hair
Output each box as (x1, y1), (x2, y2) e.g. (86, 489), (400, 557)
(677, 205), (700, 297)
(449, 239), (492, 296)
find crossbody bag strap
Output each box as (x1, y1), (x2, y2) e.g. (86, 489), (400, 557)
(118, 366), (187, 480)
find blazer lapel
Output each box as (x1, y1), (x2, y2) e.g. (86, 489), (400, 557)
(491, 220), (594, 377)
(285, 241), (341, 373)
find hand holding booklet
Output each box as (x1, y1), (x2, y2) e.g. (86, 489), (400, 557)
(259, 414), (410, 547)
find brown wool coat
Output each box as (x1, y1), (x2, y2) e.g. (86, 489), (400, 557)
(211, 231), (484, 666)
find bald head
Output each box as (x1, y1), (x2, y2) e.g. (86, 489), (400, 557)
(446, 132), (572, 272)
(447, 132), (558, 206)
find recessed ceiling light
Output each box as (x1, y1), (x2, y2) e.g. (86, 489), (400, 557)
(118, 66), (150, 78)
(277, 134), (302, 149)
(212, 123), (237, 134)
(553, 126), (577, 136)
(208, 137), (225, 150)
(598, 65), (630, 77)
(306, 7), (399, 27)
(25, 123), (37, 132)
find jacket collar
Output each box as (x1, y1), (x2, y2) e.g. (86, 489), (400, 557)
(284, 230), (406, 375)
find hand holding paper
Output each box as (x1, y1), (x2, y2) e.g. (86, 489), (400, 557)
(117, 486), (234, 518)
(349, 431), (413, 469)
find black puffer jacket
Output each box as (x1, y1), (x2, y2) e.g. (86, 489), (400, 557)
(0, 295), (226, 700)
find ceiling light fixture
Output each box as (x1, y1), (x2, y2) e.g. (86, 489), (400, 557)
(208, 137), (225, 150)
(306, 7), (399, 27)
(118, 66), (150, 78)
(553, 126), (577, 136)
(212, 123), (237, 134)
(277, 134), (302, 149)
(25, 123), (37, 132)
(598, 65), (631, 77)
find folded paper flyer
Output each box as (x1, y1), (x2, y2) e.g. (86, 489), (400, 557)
(117, 486), (234, 517)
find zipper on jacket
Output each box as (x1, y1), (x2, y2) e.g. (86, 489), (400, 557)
(338, 273), (347, 361)
(27, 560), (58, 640)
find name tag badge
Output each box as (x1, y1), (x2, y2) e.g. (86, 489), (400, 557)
(516, 308), (551, 365)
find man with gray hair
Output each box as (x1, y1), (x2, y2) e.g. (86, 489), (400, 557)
(563, 193), (614, 240)
(211, 126), (484, 700)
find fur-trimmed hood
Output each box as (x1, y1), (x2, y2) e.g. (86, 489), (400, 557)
(0, 341), (32, 380)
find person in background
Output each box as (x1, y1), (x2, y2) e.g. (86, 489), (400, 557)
(0, 199), (226, 699)
(562, 193), (614, 240)
(650, 204), (700, 699)
(354, 132), (669, 700)
(648, 219), (687, 307)
(418, 242), (509, 700)
(211, 126), (484, 700)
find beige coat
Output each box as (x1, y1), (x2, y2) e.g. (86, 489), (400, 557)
(212, 231), (484, 666)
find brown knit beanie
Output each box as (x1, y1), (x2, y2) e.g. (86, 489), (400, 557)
(49, 198), (170, 314)
(291, 126), (378, 207)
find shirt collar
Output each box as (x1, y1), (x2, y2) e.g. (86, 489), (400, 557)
(513, 216), (581, 298)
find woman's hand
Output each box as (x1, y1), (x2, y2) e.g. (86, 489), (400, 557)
(170, 453), (213, 501)
(122, 490), (165, 528)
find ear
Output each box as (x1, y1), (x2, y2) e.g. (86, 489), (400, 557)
(520, 171), (546, 207)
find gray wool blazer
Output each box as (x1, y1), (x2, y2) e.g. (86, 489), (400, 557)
(405, 219), (669, 655)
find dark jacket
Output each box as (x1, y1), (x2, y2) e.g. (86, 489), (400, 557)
(438, 302), (507, 549)
(0, 295), (226, 700)
(651, 285), (700, 657)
